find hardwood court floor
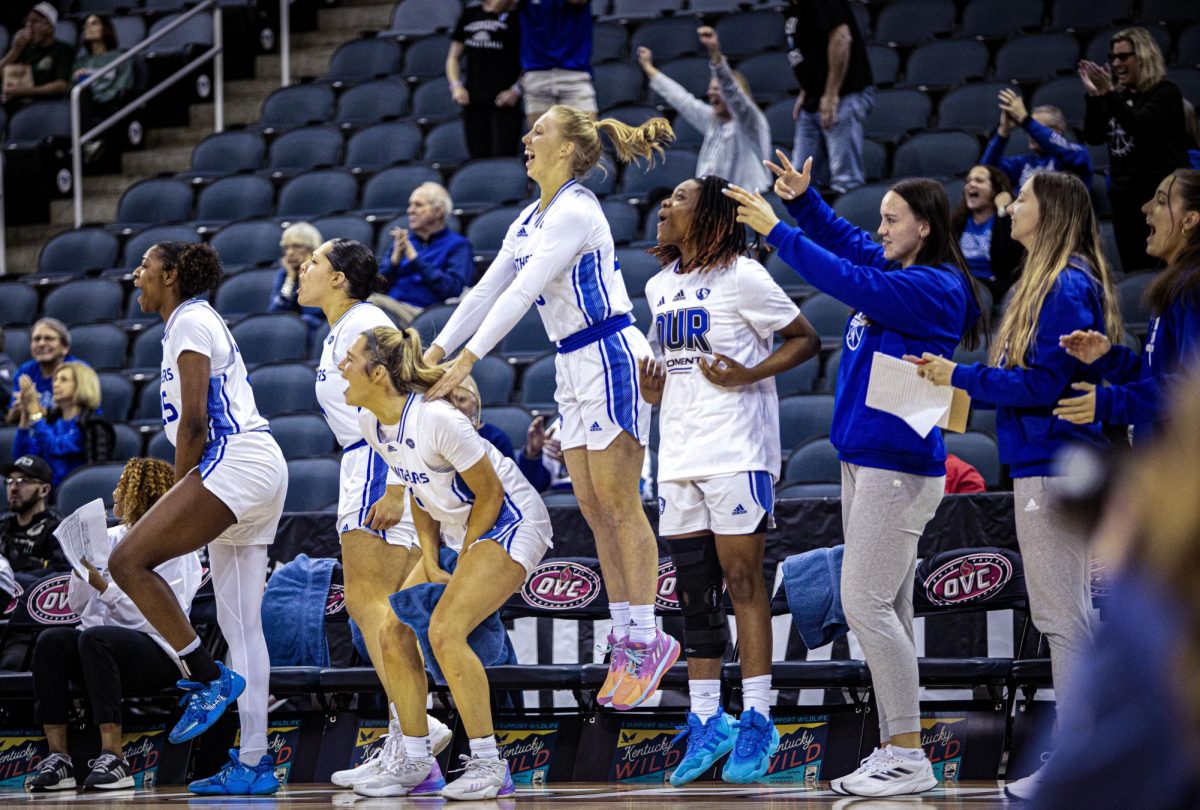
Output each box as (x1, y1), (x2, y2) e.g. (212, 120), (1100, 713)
(0, 782), (1014, 808)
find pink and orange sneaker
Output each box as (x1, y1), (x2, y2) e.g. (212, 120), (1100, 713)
(610, 631), (681, 711)
(597, 633), (627, 707)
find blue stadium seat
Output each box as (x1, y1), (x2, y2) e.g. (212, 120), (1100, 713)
(114, 178), (194, 230)
(777, 481), (842, 499)
(936, 82), (1011, 135)
(335, 79), (410, 130)
(68, 324), (128, 371)
(863, 138), (887, 182)
(412, 77), (459, 125)
(145, 12), (212, 57)
(715, 10), (787, 57)
(215, 269), (278, 316)
(131, 323), (165, 374)
(0, 282), (37, 326)
(374, 212), (464, 256)
(866, 45), (900, 86)
(98, 373), (134, 422)
(472, 355), (516, 405)
(650, 57), (710, 106)
(669, 113), (705, 150)
(629, 296), (651, 328)
(231, 315), (309, 367)
(195, 175), (275, 225)
(579, 155), (617, 197)
(903, 40), (989, 88)
(779, 394), (836, 447)
(873, 0), (956, 45)
(1168, 67), (1200, 107)
(784, 438), (840, 483)
(601, 199), (640, 246)
(832, 182), (888, 234)
(603, 0), (681, 22)
(276, 170), (358, 220)
(1051, 0), (1132, 31)
(284, 458), (340, 512)
(592, 22), (627, 64)
(736, 52), (799, 103)
(953, 341), (990, 366)
(77, 0), (129, 11)
(311, 215), (374, 247)
(466, 206), (525, 258)
(147, 429), (173, 462)
(1139, 0), (1196, 22)
(629, 19), (705, 64)
(409, 303), (457, 346)
(969, 407), (997, 438)
(449, 158), (529, 214)
(43, 279), (124, 326)
(326, 38), (401, 87)
(56, 463), (127, 515)
(500, 308), (554, 361)
(345, 122), (422, 172)
(5, 101), (70, 148)
(893, 131), (981, 179)
(111, 15), (145, 51)
(269, 413), (335, 459)
(186, 130), (266, 180)
(358, 164), (442, 217)
(248, 364), (319, 416)
(775, 357), (821, 397)
(120, 225), (200, 271)
(618, 148), (698, 203)
(961, 0), (1044, 38)
(1031, 77), (1087, 130)
(209, 221), (282, 271)
(422, 119), (469, 165)
(266, 126), (344, 175)
(518, 353), (557, 410)
(402, 35), (452, 82)
(944, 431), (1000, 489)
(599, 105), (659, 130)
(799, 293), (851, 344)
(257, 84), (336, 134)
(38, 229), (120, 276)
(482, 405), (535, 450)
(109, 423), (141, 462)
(995, 33), (1081, 83)
(821, 347), (841, 390)
(765, 98), (794, 146)
(593, 62), (644, 111)
(1179, 23), (1200, 68)
(616, 249), (662, 296)
(1118, 271), (1155, 332)
(865, 88), (931, 142)
(765, 250), (817, 298)
(382, 0), (461, 39)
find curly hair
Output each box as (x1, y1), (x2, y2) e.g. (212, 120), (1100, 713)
(114, 457), (175, 527)
(155, 241), (223, 299)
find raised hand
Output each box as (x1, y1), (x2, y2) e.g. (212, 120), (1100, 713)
(764, 150), (812, 201)
(722, 184), (781, 236)
(525, 414), (546, 456)
(636, 46), (656, 76)
(697, 26), (721, 60)
(1058, 329), (1112, 364)
(424, 350), (477, 401)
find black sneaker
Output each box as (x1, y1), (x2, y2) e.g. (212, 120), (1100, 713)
(27, 752), (76, 791)
(84, 753), (134, 791)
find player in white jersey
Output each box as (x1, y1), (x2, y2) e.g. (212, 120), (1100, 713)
(109, 242), (287, 796)
(639, 177), (819, 785)
(295, 238), (451, 788)
(424, 106), (681, 710)
(337, 326), (550, 800)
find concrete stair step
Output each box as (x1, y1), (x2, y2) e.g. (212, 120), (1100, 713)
(294, 28), (368, 49)
(226, 77), (284, 101)
(5, 244), (43, 275)
(191, 98), (261, 129)
(257, 46), (338, 80)
(122, 144), (195, 175)
(81, 174), (135, 196)
(5, 223), (67, 249)
(147, 126), (203, 148)
(318, 4), (393, 31)
(51, 194), (119, 227)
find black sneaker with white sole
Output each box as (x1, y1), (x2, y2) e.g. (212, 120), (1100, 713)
(27, 752), (76, 791)
(84, 753), (134, 790)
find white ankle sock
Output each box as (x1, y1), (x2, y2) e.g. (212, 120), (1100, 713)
(889, 744), (926, 761)
(741, 674), (772, 715)
(628, 604), (656, 644)
(688, 679), (721, 721)
(609, 601), (630, 641)
(468, 735), (500, 761)
(404, 735), (431, 760)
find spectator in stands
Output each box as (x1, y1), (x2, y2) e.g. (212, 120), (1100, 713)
(637, 28), (772, 192)
(983, 92), (1093, 191)
(1081, 27), (1191, 274)
(0, 329), (15, 409)
(0, 3), (74, 105)
(448, 0), (524, 160)
(72, 14), (132, 161)
(268, 222), (325, 334)
(373, 182), (473, 327)
(1186, 100), (1200, 171)
(784, 0), (874, 194)
(520, 414), (654, 500)
(5, 318), (79, 423)
(27, 457), (203, 793)
(450, 375), (514, 460)
(0, 455), (66, 581)
(1057, 169), (1200, 443)
(14, 361), (110, 486)
(944, 453), (985, 494)
(916, 171), (1123, 802)
(517, 0), (595, 129)
(952, 164), (1021, 302)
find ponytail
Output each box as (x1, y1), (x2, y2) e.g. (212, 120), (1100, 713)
(550, 104), (675, 179)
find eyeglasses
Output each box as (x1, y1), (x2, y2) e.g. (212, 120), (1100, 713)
(1108, 52), (1135, 63)
(5, 478), (38, 488)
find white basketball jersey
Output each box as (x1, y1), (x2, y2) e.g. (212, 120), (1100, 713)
(317, 302), (395, 448)
(358, 395), (550, 550)
(646, 256), (799, 482)
(160, 299), (268, 446)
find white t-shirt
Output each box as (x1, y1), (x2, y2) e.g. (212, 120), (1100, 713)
(434, 181), (633, 358)
(358, 394), (550, 550)
(160, 299), (268, 446)
(317, 301), (395, 448)
(646, 256), (799, 482)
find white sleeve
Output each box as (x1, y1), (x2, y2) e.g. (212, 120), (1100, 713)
(171, 310), (219, 360)
(433, 227), (520, 356)
(649, 70), (716, 134)
(463, 201), (591, 358)
(430, 406), (487, 473)
(737, 260), (801, 339)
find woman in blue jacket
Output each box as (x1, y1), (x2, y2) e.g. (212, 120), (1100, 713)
(725, 152), (984, 798)
(1055, 169), (1200, 441)
(914, 171), (1123, 801)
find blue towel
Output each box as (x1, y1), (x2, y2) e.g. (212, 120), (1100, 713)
(781, 545), (847, 649)
(261, 554), (336, 667)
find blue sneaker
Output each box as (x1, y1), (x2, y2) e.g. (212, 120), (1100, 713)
(188, 749), (280, 795)
(721, 707), (780, 784)
(669, 710), (737, 787)
(170, 661), (245, 744)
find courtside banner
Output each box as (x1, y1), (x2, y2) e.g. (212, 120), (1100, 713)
(0, 731), (47, 789)
(600, 716), (687, 784)
(235, 715), (324, 784)
(764, 706), (865, 784)
(495, 720), (565, 784)
(120, 723), (169, 788)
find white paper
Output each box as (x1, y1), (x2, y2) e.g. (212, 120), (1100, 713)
(865, 352), (954, 438)
(52, 499), (110, 579)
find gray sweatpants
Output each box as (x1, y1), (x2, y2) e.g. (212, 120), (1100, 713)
(1012, 476), (1093, 706)
(840, 463), (945, 740)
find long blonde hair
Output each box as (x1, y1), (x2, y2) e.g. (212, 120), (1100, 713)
(1111, 27), (1166, 92)
(991, 172), (1123, 367)
(550, 105), (675, 178)
(360, 326), (448, 395)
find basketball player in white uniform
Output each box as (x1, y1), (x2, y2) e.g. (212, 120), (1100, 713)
(425, 106), (681, 710)
(642, 177), (818, 785)
(337, 326), (551, 800)
(109, 242), (287, 796)
(295, 238), (451, 788)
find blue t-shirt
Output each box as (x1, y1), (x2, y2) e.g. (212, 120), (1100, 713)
(518, 0), (592, 73)
(959, 216), (994, 282)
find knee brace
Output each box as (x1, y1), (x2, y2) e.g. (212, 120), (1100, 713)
(669, 533), (729, 659)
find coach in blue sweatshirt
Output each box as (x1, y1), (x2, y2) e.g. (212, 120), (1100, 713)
(726, 154), (983, 798)
(982, 89), (1092, 192)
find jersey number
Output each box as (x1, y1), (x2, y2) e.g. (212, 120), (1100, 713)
(656, 307), (711, 353)
(161, 391), (179, 425)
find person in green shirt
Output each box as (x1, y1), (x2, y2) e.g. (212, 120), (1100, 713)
(73, 15), (132, 111)
(0, 3), (74, 104)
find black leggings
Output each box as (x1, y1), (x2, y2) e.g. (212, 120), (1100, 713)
(32, 626), (182, 726)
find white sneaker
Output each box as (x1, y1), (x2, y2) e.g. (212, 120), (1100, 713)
(429, 713), (453, 756)
(839, 746), (938, 797)
(1004, 763), (1046, 800)
(830, 747), (889, 795)
(332, 705), (403, 788)
(354, 756), (445, 798)
(441, 755), (516, 801)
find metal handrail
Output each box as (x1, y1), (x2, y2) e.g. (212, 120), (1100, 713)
(281, 0), (291, 87)
(70, 0), (225, 228)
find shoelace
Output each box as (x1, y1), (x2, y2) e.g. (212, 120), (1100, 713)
(862, 750), (904, 777)
(450, 754), (505, 782)
(622, 644), (649, 676)
(39, 752), (70, 773)
(732, 714), (771, 757)
(671, 715), (717, 755)
(88, 753), (121, 772)
(382, 755), (432, 779)
(845, 747), (889, 779)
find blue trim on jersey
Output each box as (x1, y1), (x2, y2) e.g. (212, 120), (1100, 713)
(557, 313), (633, 354)
(199, 436), (227, 480)
(748, 471), (774, 515)
(616, 330), (642, 438)
(533, 179), (576, 229)
(344, 438), (367, 452)
(206, 375), (237, 441)
(480, 493), (524, 551)
(573, 250), (609, 326)
(597, 330), (640, 440)
(397, 394), (416, 441)
(451, 472), (476, 505)
(357, 449), (388, 537)
(220, 377), (241, 433)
